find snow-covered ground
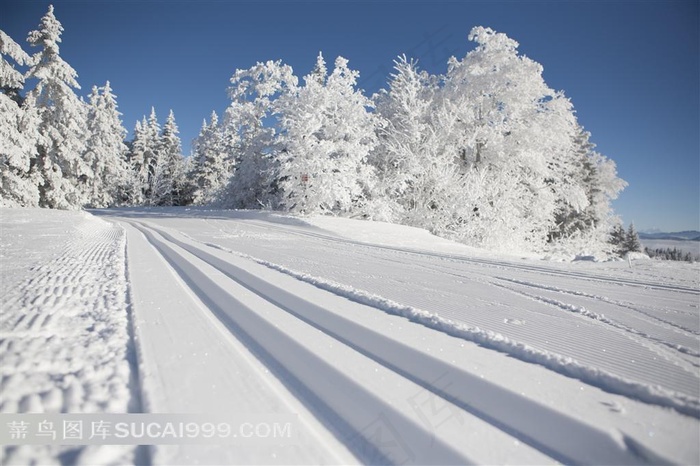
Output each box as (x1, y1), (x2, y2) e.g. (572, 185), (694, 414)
(1, 206), (699, 465)
(1, 209), (137, 464)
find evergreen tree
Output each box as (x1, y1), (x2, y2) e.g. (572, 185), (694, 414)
(609, 223), (627, 256)
(372, 55), (450, 224)
(549, 125), (626, 256)
(0, 30), (28, 104)
(277, 55), (378, 215)
(151, 109), (188, 205)
(624, 223), (642, 253)
(435, 26), (578, 251)
(83, 82), (129, 207)
(26, 5), (89, 209)
(191, 111), (233, 205)
(124, 118), (148, 205)
(144, 107), (162, 197)
(0, 29), (40, 207)
(221, 60), (297, 209)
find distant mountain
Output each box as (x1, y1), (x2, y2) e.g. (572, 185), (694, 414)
(639, 230), (700, 241)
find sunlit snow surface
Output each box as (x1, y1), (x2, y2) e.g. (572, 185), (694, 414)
(1, 207), (698, 465)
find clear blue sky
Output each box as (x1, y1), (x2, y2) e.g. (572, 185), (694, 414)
(3, 1), (698, 231)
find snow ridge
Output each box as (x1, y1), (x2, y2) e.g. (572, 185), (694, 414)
(210, 244), (700, 419)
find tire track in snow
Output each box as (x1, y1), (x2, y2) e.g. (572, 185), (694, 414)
(132, 221), (673, 465)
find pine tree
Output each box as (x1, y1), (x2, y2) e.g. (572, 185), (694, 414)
(277, 55), (378, 215)
(0, 30), (28, 104)
(151, 109), (188, 205)
(0, 29), (40, 207)
(191, 111), (233, 205)
(144, 107), (161, 199)
(624, 223), (642, 253)
(221, 60), (297, 209)
(83, 82), (129, 207)
(372, 55), (449, 224)
(550, 125), (627, 253)
(26, 5), (89, 209)
(609, 223), (627, 256)
(124, 118), (148, 205)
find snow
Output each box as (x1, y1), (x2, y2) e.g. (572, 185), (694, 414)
(2, 206), (699, 465)
(0, 208), (136, 464)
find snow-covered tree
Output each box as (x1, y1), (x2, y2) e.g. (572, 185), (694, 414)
(83, 82), (129, 207)
(1, 30), (28, 104)
(150, 109), (188, 205)
(190, 111), (233, 205)
(26, 5), (89, 209)
(549, 126), (627, 254)
(0, 29), (41, 207)
(609, 222), (641, 257)
(124, 107), (164, 204)
(435, 27), (582, 251)
(277, 54), (379, 215)
(123, 118), (148, 205)
(624, 223), (642, 253)
(220, 60), (297, 209)
(609, 223), (627, 256)
(372, 55), (455, 223)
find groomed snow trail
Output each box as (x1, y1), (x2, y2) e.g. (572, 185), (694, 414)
(92, 207), (699, 465)
(1, 209), (139, 465)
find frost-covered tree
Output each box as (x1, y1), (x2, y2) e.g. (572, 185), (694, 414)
(150, 109), (189, 206)
(0, 29), (41, 207)
(437, 27), (583, 251)
(372, 55), (455, 224)
(609, 222), (641, 257)
(124, 108), (164, 204)
(277, 54), (378, 215)
(221, 60), (297, 209)
(624, 223), (642, 253)
(123, 118), (148, 205)
(26, 5), (89, 209)
(1, 30), (28, 104)
(190, 111), (233, 205)
(609, 223), (627, 256)
(83, 82), (129, 207)
(550, 126), (627, 254)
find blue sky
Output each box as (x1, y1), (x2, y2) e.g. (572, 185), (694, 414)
(3, 1), (698, 231)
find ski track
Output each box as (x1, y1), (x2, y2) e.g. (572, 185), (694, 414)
(236, 217), (700, 293)
(0, 212), (137, 465)
(9, 207), (695, 465)
(189, 217), (700, 405)
(128, 219), (664, 465)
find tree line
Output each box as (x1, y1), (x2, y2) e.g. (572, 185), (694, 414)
(644, 247), (698, 263)
(2, 5), (630, 256)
